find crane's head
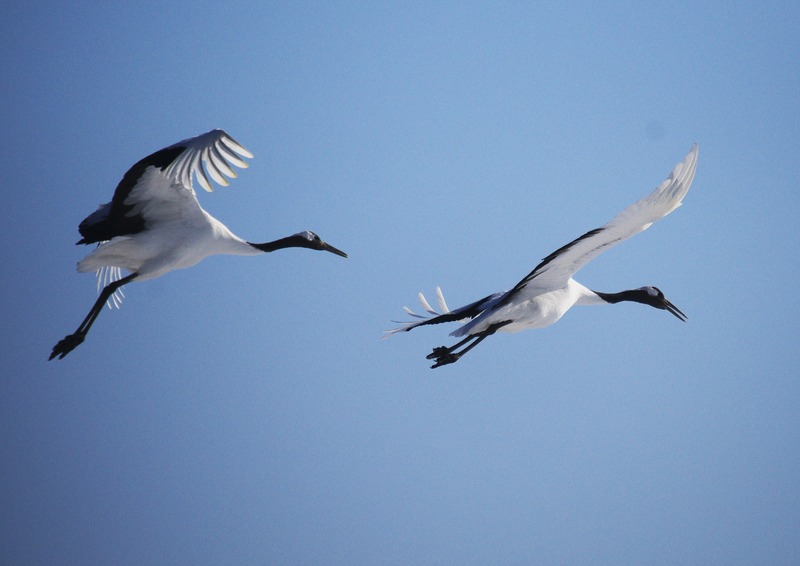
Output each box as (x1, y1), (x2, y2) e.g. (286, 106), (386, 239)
(292, 231), (348, 257)
(248, 231), (348, 257)
(635, 286), (687, 322)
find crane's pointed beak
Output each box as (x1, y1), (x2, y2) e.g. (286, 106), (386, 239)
(663, 298), (687, 322)
(321, 241), (348, 258)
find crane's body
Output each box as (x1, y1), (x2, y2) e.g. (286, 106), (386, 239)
(50, 129), (347, 360)
(76, 173), (262, 282)
(451, 280), (598, 336)
(389, 144), (698, 368)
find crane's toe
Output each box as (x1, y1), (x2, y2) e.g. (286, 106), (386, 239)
(427, 347), (460, 368)
(426, 346), (452, 360)
(49, 333), (85, 361)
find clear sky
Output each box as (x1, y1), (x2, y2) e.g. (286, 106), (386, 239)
(2, 1), (799, 564)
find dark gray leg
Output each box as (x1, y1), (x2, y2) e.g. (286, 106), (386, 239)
(427, 321), (512, 368)
(50, 272), (138, 360)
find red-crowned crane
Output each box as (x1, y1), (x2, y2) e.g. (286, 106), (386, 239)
(388, 144), (697, 368)
(50, 129), (347, 360)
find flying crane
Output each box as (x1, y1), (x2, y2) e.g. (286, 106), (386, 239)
(50, 129), (347, 360)
(388, 144), (697, 368)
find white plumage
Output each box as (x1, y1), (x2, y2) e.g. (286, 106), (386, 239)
(51, 129), (347, 360)
(389, 144), (698, 368)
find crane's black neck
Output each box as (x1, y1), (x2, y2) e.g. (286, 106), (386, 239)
(247, 235), (313, 253)
(594, 286), (685, 321)
(595, 289), (650, 305)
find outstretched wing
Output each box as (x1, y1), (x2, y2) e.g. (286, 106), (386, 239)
(505, 143), (698, 300)
(76, 130), (253, 309)
(77, 129), (253, 245)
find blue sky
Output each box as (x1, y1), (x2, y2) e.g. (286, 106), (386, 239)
(2, 1), (799, 564)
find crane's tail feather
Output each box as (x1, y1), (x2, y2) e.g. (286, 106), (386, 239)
(417, 288), (449, 316)
(402, 305), (428, 319)
(384, 287), (507, 338)
(384, 287), (453, 337)
(435, 286), (450, 313)
(417, 292), (436, 315)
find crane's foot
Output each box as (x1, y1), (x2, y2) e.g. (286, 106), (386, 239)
(49, 332), (85, 361)
(427, 347), (460, 368)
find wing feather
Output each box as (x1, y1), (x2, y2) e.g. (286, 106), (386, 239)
(209, 145), (238, 179)
(506, 144), (697, 299)
(201, 150), (230, 188)
(219, 133), (254, 160)
(163, 129), (252, 193)
(78, 129), (253, 244)
(216, 142), (250, 169)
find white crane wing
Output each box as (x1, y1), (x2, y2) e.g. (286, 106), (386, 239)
(509, 143), (698, 296)
(79, 129), (254, 307)
(115, 129), (254, 228)
(162, 129), (253, 193)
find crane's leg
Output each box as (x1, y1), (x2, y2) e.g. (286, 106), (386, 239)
(426, 321), (511, 368)
(49, 272), (138, 360)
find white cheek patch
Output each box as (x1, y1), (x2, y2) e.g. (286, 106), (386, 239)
(647, 287), (658, 297)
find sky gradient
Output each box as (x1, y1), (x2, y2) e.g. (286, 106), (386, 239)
(2, 2), (799, 564)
